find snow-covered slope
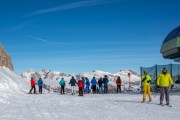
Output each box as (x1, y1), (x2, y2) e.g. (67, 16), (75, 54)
(1, 67), (180, 120)
(0, 67), (29, 98)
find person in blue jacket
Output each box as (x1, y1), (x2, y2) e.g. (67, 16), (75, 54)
(38, 78), (43, 94)
(91, 77), (97, 94)
(59, 78), (66, 94)
(85, 77), (90, 93)
(103, 75), (109, 94)
(82, 77), (86, 91)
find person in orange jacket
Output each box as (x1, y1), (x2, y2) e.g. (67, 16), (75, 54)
(29, 77), (36, 94)
(116, 76), (122, 93)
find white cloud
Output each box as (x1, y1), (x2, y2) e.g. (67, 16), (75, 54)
(26, 0), (121, 16)
(29, 35), (160, 45)
(29, 36), (54, 45)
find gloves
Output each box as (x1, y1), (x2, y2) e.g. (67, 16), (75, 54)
(157, 85), (159, 88)
(171, 85), (174, 89)
(147, 80), (151, 83)
(142, 76), (146, 82)
(142, 78), (146, 82)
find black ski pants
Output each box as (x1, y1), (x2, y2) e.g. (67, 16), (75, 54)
(29, 86), (36, 94)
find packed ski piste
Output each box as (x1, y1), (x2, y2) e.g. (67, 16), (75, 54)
(0, 67), (180, 120)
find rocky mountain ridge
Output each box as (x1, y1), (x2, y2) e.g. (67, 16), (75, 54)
(0, 44), (13, 71)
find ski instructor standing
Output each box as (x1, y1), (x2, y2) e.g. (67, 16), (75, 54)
(141, 71), (152, 103)
(157, 68), (174, 106)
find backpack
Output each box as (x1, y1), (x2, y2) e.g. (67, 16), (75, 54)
(60, 80), (65, 86)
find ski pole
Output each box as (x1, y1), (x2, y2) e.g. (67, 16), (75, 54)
(170, 86), (173, 96)
(154, 86), (158, 98)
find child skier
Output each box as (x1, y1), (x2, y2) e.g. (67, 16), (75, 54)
(37, 78), (43, 94)
(29, 77), (36, 94)
(116, 76), (122, 93)
(78, 79), (84, 96)
(59, 78), (66, 94)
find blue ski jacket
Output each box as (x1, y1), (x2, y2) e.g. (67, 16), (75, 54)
(91, 78), (97, 86)
(82, 78), (85, 83)
(38, 79), (43, 86)
(85, 78), (90, 86)
(103, 78), (109, 85)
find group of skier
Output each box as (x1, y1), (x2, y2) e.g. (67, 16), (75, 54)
(142, 68), (174, 106)
(29, 78), (43, 94)
(29, 75), (122, 96)
(67, 75), (120, 96)
(28, 67), (174, 106)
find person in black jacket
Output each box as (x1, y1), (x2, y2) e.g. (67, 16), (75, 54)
(98, 77), (103, 94)
(103, 75), (109, 94)
(69, 76), (77, 95)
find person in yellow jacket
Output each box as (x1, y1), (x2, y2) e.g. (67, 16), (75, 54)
(141, 71), (152, 103)
(157, 68), (174, 105)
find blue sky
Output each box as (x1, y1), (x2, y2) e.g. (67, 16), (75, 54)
(0, 0), (180, 74)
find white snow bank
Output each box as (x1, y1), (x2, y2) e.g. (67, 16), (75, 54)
(0, 67), (29, 96)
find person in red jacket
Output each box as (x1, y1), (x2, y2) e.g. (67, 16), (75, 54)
(29, 77), (36, 94)
(116, 76), (122, 93)
(78, 80), (84, 96)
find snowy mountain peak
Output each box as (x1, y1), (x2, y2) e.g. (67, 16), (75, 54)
(28, 68), (36, 73)
(93, 70), (112, 75)
(118, 70), (140, 76)
(21, 69), (141, 86)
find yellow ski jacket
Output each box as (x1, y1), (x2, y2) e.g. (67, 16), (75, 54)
(142, 74), (151, 86)
(157, 73), (174, 87)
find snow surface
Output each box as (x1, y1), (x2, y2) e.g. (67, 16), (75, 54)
(1, 67), (180, 120)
